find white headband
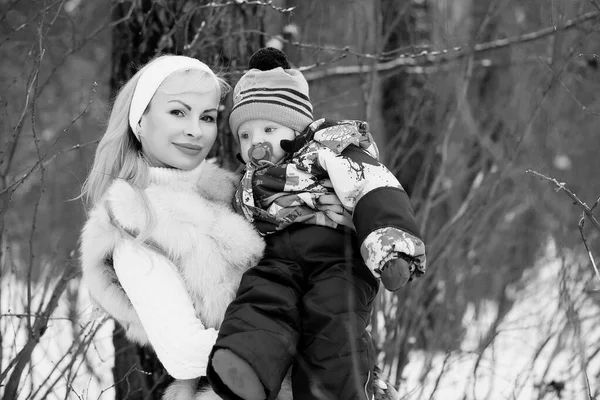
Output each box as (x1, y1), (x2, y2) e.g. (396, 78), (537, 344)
(128, 56), (216, 138)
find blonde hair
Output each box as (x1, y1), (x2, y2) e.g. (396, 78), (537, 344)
(81, 55), (230, 209)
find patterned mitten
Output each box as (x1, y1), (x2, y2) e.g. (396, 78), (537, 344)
(379, 256), (412, 292)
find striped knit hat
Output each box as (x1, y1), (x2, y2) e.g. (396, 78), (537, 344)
(229, 48), (313, 139)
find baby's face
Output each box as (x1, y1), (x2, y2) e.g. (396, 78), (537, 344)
(237, 119), (295, 165)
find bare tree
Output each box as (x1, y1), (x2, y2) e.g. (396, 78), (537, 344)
(2, 0), (600, 399)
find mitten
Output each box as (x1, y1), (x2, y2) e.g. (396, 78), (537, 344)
(379, 255), (412, 292)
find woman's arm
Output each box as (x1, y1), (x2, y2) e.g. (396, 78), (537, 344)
(113, 240), (218, 379)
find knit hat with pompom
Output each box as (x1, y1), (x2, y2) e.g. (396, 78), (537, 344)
(229, 47), (313, 139)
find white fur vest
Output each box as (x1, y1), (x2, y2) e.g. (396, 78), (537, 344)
(80, 161), (265, 352)
(80, 162), (297, 400)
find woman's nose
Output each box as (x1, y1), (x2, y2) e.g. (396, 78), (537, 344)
(185, 122), (202, 138)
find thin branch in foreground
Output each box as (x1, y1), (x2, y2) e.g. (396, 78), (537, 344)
(525, 169), (600, 232)
(528, 169), (600, 285)
(578, 216), (600, 284)
(1, 266), (78, 398)
(559, 268), (594, 399)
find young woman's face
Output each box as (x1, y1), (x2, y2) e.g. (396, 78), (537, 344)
(138, 71), (220, 170)
(237, 119), (296, 165)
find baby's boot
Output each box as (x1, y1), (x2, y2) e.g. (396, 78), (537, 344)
(211, 349), (266, 400)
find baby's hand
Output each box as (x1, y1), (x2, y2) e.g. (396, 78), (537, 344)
(379, 256), (411, 292)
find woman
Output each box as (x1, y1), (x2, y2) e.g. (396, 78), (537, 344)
(78, 54), (286, 399)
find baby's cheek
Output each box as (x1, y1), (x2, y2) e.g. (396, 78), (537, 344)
(272, 146), (288, 163)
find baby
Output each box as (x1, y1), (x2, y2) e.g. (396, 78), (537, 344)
(207, 47), (427, 400)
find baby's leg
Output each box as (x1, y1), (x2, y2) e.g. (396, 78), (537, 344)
(207, 256), (303, 400)
(293, 241), (379, 400)
(211, 349), (264, 400)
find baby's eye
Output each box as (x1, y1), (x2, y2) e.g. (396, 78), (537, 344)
(239, 132), (250, 140)
(201, 115), (216, 123)
(265, 127), (276, 133)
(170, 110), (184, 117)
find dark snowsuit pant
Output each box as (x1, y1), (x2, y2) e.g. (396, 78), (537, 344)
(207, 225), (379, 400)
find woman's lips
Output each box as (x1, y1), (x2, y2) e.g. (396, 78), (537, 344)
(173, 142), (202, 155)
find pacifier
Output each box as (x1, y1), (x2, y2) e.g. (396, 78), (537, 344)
(248, 142), (273, 167)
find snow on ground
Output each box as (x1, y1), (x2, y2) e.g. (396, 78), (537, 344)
(1, 274), (114, 399)
(398, 252), (600, 400)
(2, 246), (599, 399)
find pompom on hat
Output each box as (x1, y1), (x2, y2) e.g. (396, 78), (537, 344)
(229, 48), (313, 139)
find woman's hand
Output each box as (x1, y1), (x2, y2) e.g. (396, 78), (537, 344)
(315, 193), (354, 229)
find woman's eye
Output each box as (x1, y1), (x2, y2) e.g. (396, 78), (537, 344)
(201, 115), (216, 123)
(170, 110), (184, 117)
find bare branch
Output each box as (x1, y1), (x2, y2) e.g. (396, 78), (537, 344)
(0, 83), (97, 199)
(539, 60), (600, 116)
(36, 3), (134, 97)
(299, 10), (600, 80)
(10, 0), (64, 32)
(0, 43), (38, 176)
(578, 217), (600, 284)
(526, 169), (600, 232)
(1, 265), (78, 397)
(559, 267), (595, 399)
(196, 0), (294, 13)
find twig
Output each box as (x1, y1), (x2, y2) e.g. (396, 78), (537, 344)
(41, 140), (100, 169)
(95, 364), (152, 400)
(300, 10), (600, 80)
(526, 169), (600, 232)
(427, 351), (452, 400)
(195, 0), (294, 13)
(0, 83), (97, 199)
(25, 12), (47, 336)
(36, 3), (134, 97)
(559, 267), (594, 399)
(589, 194), (600, 213)
(1, 313), (74, 321)
(10, 0), (64, 32)
(0, 42), (38, 175)
(1, 266), (78, 398)
(209, 9), (599, 79)
(417, 0), (499, 236)
(578, 216), (600, 284)
(539, 60), (600, 116)
(33, 322), (103, 400)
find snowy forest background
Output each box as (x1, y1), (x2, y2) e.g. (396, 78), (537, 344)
(2, 0), (600, 399)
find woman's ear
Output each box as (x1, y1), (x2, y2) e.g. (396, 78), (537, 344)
(137, 120), (144, 137)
